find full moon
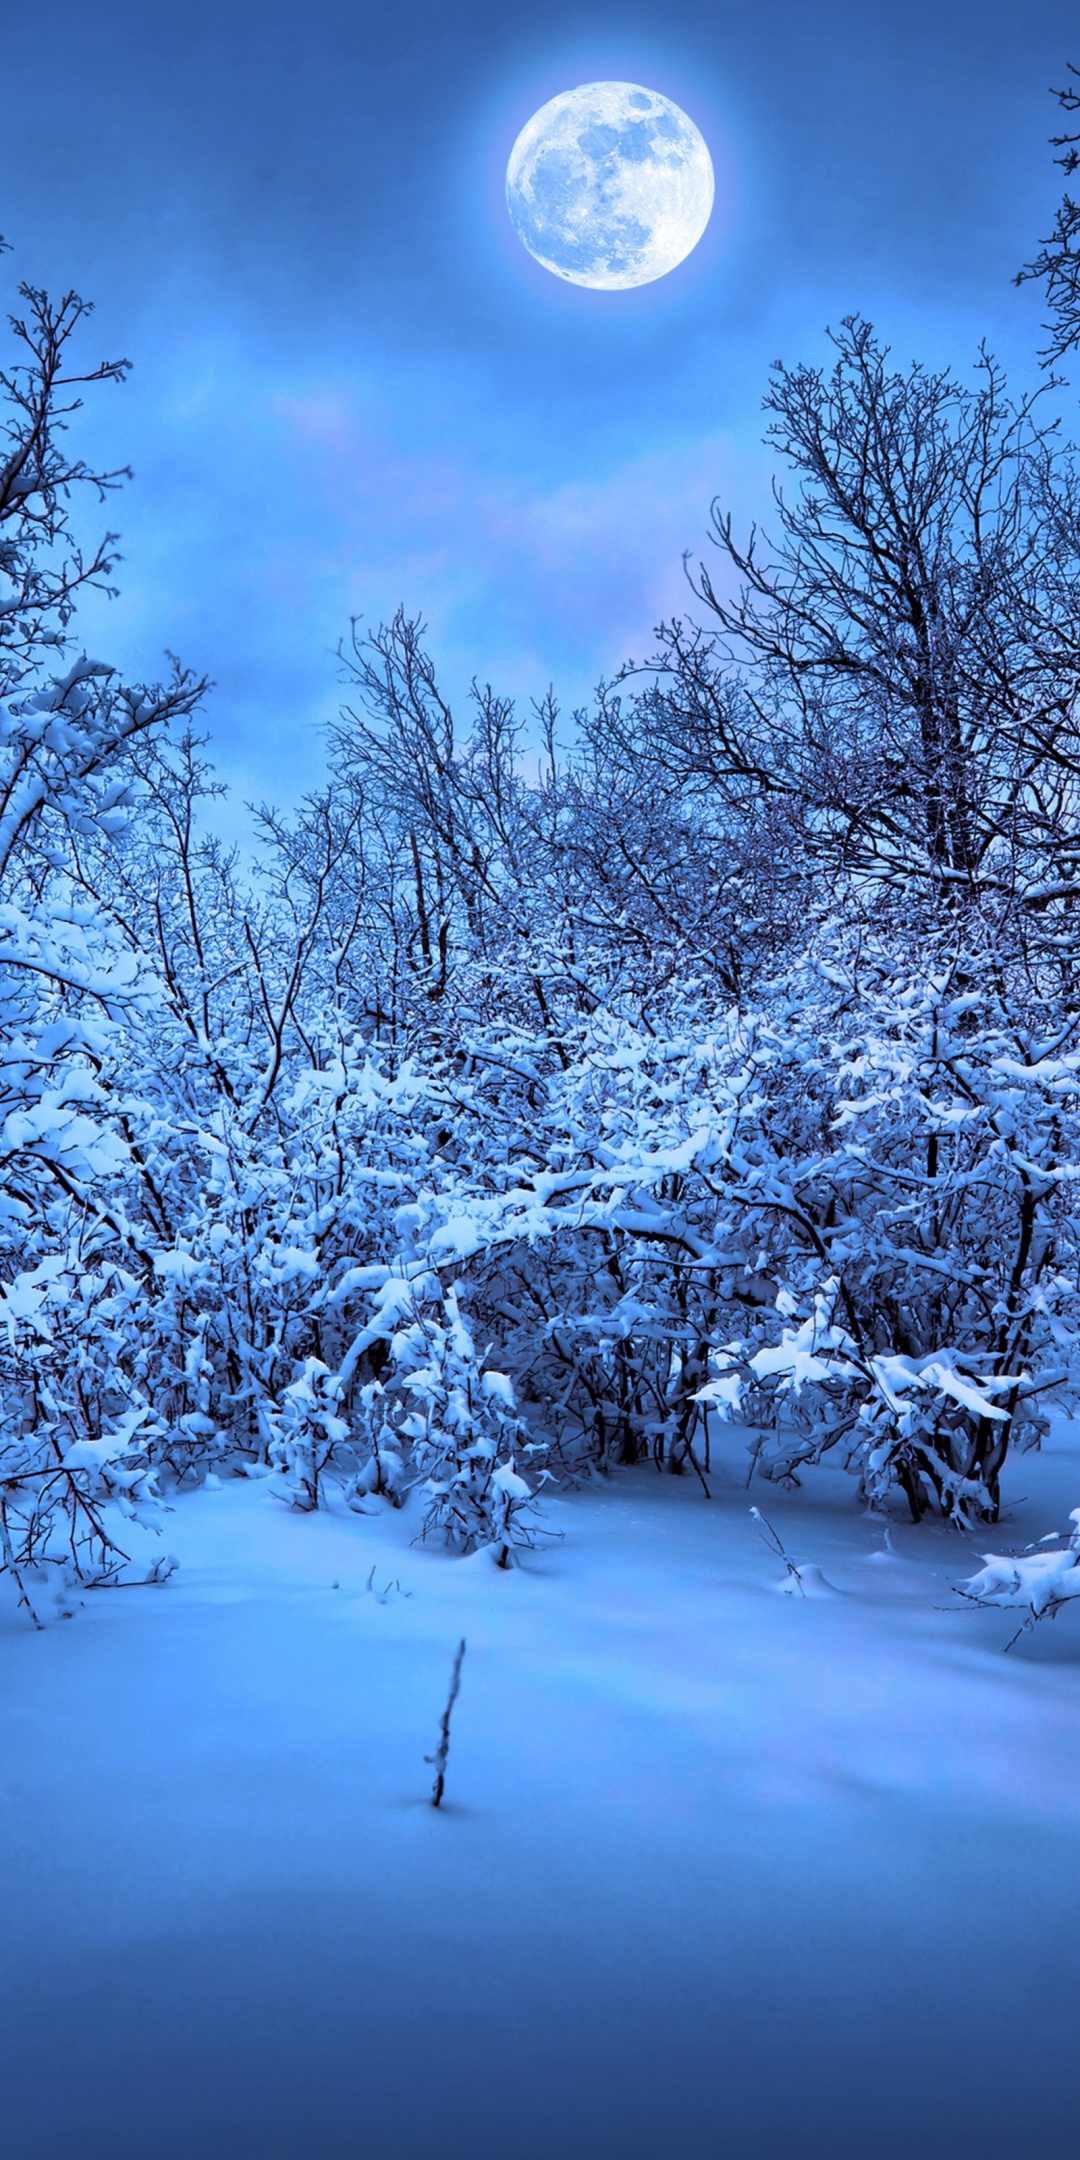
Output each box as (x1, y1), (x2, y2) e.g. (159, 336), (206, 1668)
(505, 82), (714, 290)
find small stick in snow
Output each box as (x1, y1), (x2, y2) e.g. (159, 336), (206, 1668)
(426, 1638), (466, 1808)
(750, 1504), (805, 1595)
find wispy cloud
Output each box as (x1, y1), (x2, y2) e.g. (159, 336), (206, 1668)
(74, 328), (768, 814)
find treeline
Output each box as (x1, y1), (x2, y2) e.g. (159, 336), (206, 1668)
(2, 79), (1080, 1607)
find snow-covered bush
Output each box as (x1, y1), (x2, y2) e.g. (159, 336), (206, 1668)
(686, 927), (1080, 1520)
(0, 1249), (175, 1619)
(380, 1286), (544, 1557)
(344, 1383), (405, 1507)
(270, 1357), (350, 1511)
(958, 1508), (1080, 1640)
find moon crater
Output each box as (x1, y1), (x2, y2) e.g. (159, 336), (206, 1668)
(506, 82), (714, 290)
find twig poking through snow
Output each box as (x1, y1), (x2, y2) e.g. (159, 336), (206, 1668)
(364, 1566), (411, 1604)
(427, 1638), (466, 1808)
(750, 1505), (805, 1595)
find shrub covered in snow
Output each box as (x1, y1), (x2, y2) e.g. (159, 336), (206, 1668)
(959, 1508), (1080, 1643)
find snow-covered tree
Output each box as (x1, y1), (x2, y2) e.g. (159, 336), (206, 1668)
(0, 260), (203, 1608)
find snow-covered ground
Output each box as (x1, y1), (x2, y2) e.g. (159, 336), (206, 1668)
(3, 1430), (1080, 2160)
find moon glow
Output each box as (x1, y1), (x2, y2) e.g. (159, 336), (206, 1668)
(505, 82), (714, 290)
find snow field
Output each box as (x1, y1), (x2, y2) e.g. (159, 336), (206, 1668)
(2, 1431), (1080, 2158)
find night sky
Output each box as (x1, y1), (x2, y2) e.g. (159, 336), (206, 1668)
(1, 0), (1075, 817)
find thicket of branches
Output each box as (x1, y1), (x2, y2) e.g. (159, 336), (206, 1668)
(3, 75), (1080, 1613)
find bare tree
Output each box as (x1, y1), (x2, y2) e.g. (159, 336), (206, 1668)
(630, 319), (1080, 917)
(1017, 65), (1080, 366)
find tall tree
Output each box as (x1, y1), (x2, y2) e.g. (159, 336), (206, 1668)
(631, 319), (1080, 917)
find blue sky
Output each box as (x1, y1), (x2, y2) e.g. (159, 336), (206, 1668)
(1, 0), (1076, 816)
